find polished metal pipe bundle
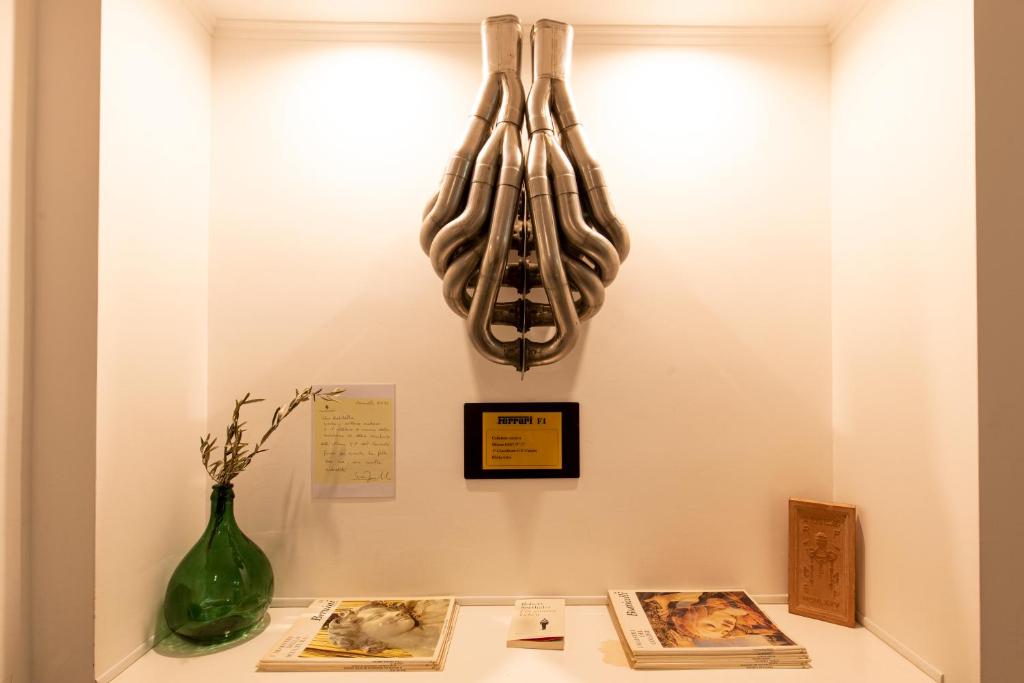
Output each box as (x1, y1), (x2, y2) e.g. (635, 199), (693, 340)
(421, 15), (629, 373)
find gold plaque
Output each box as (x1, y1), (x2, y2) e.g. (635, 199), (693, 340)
(482, 411), (562, 470)
(464, 403), (579, 479)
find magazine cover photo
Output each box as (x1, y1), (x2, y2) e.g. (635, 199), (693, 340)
(637, 591), (797, 649)
(300, 599), (452, 659)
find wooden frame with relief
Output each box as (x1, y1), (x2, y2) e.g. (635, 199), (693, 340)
(788, 498), (857, 627)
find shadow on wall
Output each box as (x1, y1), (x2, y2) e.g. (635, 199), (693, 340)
(461, 326), (588, 579)
(856, 517), (866, 616)
(467, 323), (589, 395)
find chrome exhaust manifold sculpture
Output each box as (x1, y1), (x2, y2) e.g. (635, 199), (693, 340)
(421, 16), (629, 373)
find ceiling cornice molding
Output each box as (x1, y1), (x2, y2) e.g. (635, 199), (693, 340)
(181, 0), (216, 35)
(215, 19), (481, 43)
(827, 0), (873, 43)
(572, 25), (828, 47)
(213, 19), (829, 47)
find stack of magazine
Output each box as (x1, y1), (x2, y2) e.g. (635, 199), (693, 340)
(258, 597), (459, 672)
(607, 589), (811, 670)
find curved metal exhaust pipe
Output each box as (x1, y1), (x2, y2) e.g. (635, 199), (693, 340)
(421, 15), (629, 373)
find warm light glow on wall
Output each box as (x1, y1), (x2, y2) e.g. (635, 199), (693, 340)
(583, 49), (757, 177)
(236, 40), (807, 240)
(211, 33), (832, 599)
(278, 46), (469, 177)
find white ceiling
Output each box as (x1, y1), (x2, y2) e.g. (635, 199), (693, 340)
(198, 0), (860, 28)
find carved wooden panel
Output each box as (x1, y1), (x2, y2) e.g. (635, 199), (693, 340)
(788, 498), (856, 627)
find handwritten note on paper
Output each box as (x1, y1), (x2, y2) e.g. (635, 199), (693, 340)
(311, 384), (395, 498)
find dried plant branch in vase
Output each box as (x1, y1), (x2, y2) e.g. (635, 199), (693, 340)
(201, 386), (344, 485)
(167, 385), (344, 643)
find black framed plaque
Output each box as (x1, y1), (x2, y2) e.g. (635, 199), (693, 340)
(464, 402), (579, 479)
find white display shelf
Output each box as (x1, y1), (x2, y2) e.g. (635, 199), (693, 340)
(113, 604), (934, 682)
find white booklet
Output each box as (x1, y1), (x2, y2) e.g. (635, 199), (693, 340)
(506, 598), (565, 650)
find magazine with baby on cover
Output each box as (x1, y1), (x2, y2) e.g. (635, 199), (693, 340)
(607, 589), (809, 669)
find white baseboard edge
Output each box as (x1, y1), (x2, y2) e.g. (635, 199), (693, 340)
(95, 632), (160, 683)
(858, 613), (944, 682)
(453, 595), (609, 606)
(271, 595), (608, 607)
(272, 593), (789, 608)
(270, 596), (318, 607)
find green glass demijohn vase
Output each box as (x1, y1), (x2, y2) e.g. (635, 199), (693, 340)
(163, 483), (274, 643)
(165, 386), (343, 644)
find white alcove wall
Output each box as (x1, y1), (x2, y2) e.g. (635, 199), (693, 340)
(86, 1), (981, 682)
(210, 27), (831, 594)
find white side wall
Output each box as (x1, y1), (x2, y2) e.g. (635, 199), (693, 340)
(210, 36), (832, 597)
(831, 1), (978, 681)
(95, 0), (211, 679)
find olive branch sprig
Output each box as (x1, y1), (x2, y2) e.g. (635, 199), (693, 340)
(201, 386), (344, 485)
